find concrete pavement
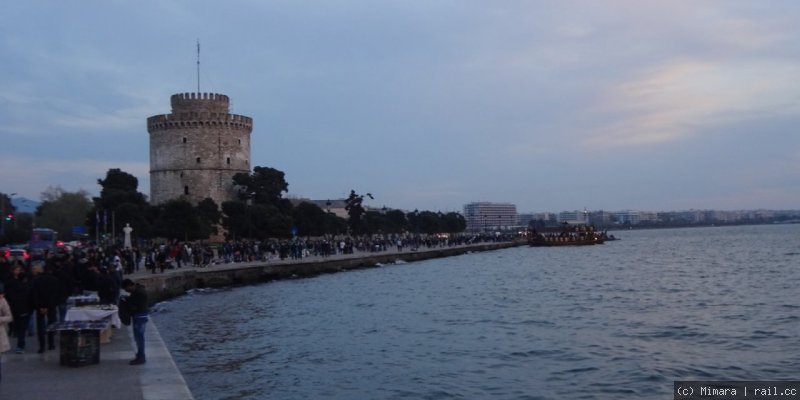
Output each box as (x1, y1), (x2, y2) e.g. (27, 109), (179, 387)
(0, 318), (193, 400)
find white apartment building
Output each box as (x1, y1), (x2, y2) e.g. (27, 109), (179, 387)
(463, 202), (518, 232)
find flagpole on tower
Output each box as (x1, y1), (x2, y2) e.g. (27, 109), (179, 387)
(196, 39), (201, 93)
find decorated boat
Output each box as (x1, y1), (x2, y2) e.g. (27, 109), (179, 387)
(527, 224), (608, 247)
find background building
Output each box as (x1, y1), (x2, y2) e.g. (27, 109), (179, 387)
(463, 202), (518, 232)
(147, 92), (253, 206)
(558, 210), (588, 225)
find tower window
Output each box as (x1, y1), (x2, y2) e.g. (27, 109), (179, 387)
(226, 157), (231, 165)
(182, 137), (187, 143)
(196, 157), (201, 163)
(238, 139), (242, 144)
(184, 186), (189, 195)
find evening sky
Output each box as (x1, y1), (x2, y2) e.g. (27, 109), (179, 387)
(1, 1), (799, 213)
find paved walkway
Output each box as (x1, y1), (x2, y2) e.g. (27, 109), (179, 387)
(0, 319), (193, 400)
(125, 241), (512, 279)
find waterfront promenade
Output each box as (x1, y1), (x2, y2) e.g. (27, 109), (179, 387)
(1, 239), (520, 399)
(127, 239), (523, 304)
(0, 318), (193, 399)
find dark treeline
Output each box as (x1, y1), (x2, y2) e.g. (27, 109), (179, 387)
(79, 166), (466, 243)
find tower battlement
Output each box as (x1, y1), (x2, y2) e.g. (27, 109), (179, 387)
(147, 91), (253, 207)
(171, 92), (230, 114)
(147, 112), (253, 132)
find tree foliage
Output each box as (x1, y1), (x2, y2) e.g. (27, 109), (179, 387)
(222, 201), (292, 240)
(221, 201), (248, 239)
(197, 198), (222, 236)
(232, 166), (290, 208)
(152, 199), (211, 241)
(36, 187), (93, 240)
(95, 168), (147, 210)
(92, 168), (149, 238)
(405, 210), (466, 235)
(292, 202), (328, 237)
(344, 190), (373, 235)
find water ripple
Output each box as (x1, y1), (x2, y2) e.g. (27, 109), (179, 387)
(154, 225), (800, 400)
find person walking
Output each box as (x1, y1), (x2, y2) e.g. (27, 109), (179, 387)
(5, 265), (32, 353)
(121, 279), (148, 365)
(0, 282), (13, 382)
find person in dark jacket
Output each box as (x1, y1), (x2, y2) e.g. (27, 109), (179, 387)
(121, 279), (148, 365)
(96, 268), (119, 305)
(31, 263), (62, 353)
(5, 264), (32, 353)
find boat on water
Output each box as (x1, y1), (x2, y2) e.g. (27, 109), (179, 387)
(527, 224), (609, 247)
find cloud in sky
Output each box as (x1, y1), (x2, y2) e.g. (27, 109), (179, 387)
(587, 58), (800, 148)
(1, 1), (799, 212)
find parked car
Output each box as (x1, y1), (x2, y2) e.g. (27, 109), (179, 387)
(8, 248), (29, 262)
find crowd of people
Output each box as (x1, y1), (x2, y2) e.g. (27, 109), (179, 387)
(134, 232), (516, 271)
(0, 231), (516, 376)
(0, 246), (149, 369)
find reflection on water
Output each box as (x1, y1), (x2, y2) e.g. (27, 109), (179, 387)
(154, 224), (800, 399)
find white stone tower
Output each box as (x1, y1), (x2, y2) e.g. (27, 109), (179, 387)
(147, 92), (253, 206)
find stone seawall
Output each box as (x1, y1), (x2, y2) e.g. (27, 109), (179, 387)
(134, 241), (523, 304)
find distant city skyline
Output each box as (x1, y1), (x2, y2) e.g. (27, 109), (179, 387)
(2, 1), (799, 212)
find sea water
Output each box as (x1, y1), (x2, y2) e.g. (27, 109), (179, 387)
(153, 224), (800, 399)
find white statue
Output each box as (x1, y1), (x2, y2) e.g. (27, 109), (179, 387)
(123, 223), (133, 249)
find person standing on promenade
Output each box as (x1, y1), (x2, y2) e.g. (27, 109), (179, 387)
(96, 267), (119, 305)
(31, 263), (61, 353)
(5, 264), (32, 353)
(121, 279), (148, 365)
(0, 282), (13, 383)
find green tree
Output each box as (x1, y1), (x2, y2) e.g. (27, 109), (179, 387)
(197, 198), (222, 237)
(344, 190), (373, 235)
(384, 209), (408, 233)
(407, 210), (421, 234)
(232, 166), (289, 208)
(442, 212), (467, 233)
(362, 210), (386, 235)
(153, 199), (207, 241)
(92, 168), (149, 239)
(223, 201), (294, 240)
(418, 211), (443, 234)
(292, 202), (327, 237)
(113, 202), (156, 239)
(36, 187), (93, 241)
(323, 213), (348, 235)
(94, 168), (147, 210)
(251, 204), (292, 238)
(362, 210), (407, 235)
(221, 201), (248, 239)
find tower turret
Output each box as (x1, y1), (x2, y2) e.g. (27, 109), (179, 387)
(147, 92), (253, 206)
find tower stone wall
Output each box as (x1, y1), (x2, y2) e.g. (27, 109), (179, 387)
(147, 92), (253, 207)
